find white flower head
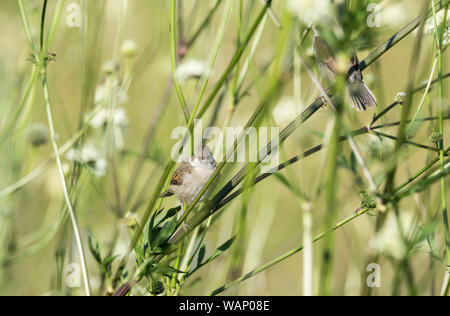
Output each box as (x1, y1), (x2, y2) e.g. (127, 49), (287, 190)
(273, 97), (300, 126)
(101, 60), (119, 76)
(88, 107), (129, 129)
(287, 0), (331, 24)
(381, 1), (413, 28)
(416, 9), (450, 46)
(94, 79), (129, 106)
(424, 10), (450, 34)
(66, 143), (107, 177)
(175, 59), (210, 84)
(369, 211), (418, 260)
(121, 39), (138, 58)
(25, 122), (48, 147)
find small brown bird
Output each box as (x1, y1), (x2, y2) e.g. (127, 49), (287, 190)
(313, 28), (377, 111)
(159, 145), (217, 230)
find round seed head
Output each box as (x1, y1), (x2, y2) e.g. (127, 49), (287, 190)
(102, 60), (119, 76)
(395, 92), (406, 104)
(124, 212), (139, 228)
(150, 280), (165, 295)
(429, 132), (442, 144)
(25, 123), (49, 147)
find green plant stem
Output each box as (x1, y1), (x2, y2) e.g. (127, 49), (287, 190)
(170, 244), (183, 294)
(372, 131), (440, 153)
(171, 114), (450, 245)
(36, 0), (90, 296)
(371, 72), (450, 127)
(384, 0), (429, 196)
(211, 153), (450, 295)
(170, 0), (190, 123)
(394, 147), (450, 194)
(431, 0), (450, 296)
(124, 0), (228, 211)
(40, 0), (48, 50)
(364, 3), (431, 295)
(17, 0), (37, 55)
(0, 67), (39, 147)
(42, 76), (91, 296)
(186, 0), (222, 47)
(211, 207), (371, 296)
(40, 0), (66, 59)
(218, 126), (450, 210)
(406, 55), (438, 135)
(197, 0), (273, 118)
(175, 2), (450, 242)
(187, 0), (232, 153)
(360, 0), (450, 69)
(0, 108), (102, 197)
(111, 1), (274, 291)
(173, 0), (275, 231)
(114, 1), (450, 294)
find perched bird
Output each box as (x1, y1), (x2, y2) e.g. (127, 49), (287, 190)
(313, 28), (377, 111)
(159, 145), (217, 230)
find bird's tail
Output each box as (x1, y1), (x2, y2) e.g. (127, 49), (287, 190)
(346, 80), (377, 111)
(158, 189), (173, 198)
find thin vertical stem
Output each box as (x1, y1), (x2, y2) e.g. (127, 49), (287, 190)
(170, 0), (190, 123)
(42, 77), (91, 296)
(39, 0), (90, 296)
(431, 1), (450, 296)
(40, 0), (48, 51)
(17, 0), (38, 55)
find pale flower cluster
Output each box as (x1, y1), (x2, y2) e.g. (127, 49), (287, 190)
(94, 78), (129, 106)
(369, 211), (425, 260)
(88, 107), (129, 129)
(66, 144), (107, 178)
(272, 97), (301, 126)
(175, 59), (210, 84)
(286, 0), (331, 24)
(417, 9), (450, 46)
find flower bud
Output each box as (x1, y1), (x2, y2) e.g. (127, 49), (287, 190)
(102, 60), (119, 76)
(429, 132), (442, 144)
(124, 212), (139, 228)
(121, 40), (138, 58)
(150, 280), (165, 295)
(395, 92), (406, 104)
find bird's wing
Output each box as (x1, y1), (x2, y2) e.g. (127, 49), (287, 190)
(170, 161), (194, 186)
(313, 35), (337, 83)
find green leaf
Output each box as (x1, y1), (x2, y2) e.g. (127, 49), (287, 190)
(350, 151), (357, 173)
(153, 218), (178, 247)
(88, 235), (102, 264)
(134, 245), (145, 266)
(197, 245), (206, 267)
(154, 263), (186, 276)
(136, 257), (154, 279)
(212, 236), (236, 258)
(147, 209), (162, 248)
(201, 237), (236, 268)
(155, 206), (180, 228)
(103, 255), (118, 267)
(426, 235), (442, 261)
